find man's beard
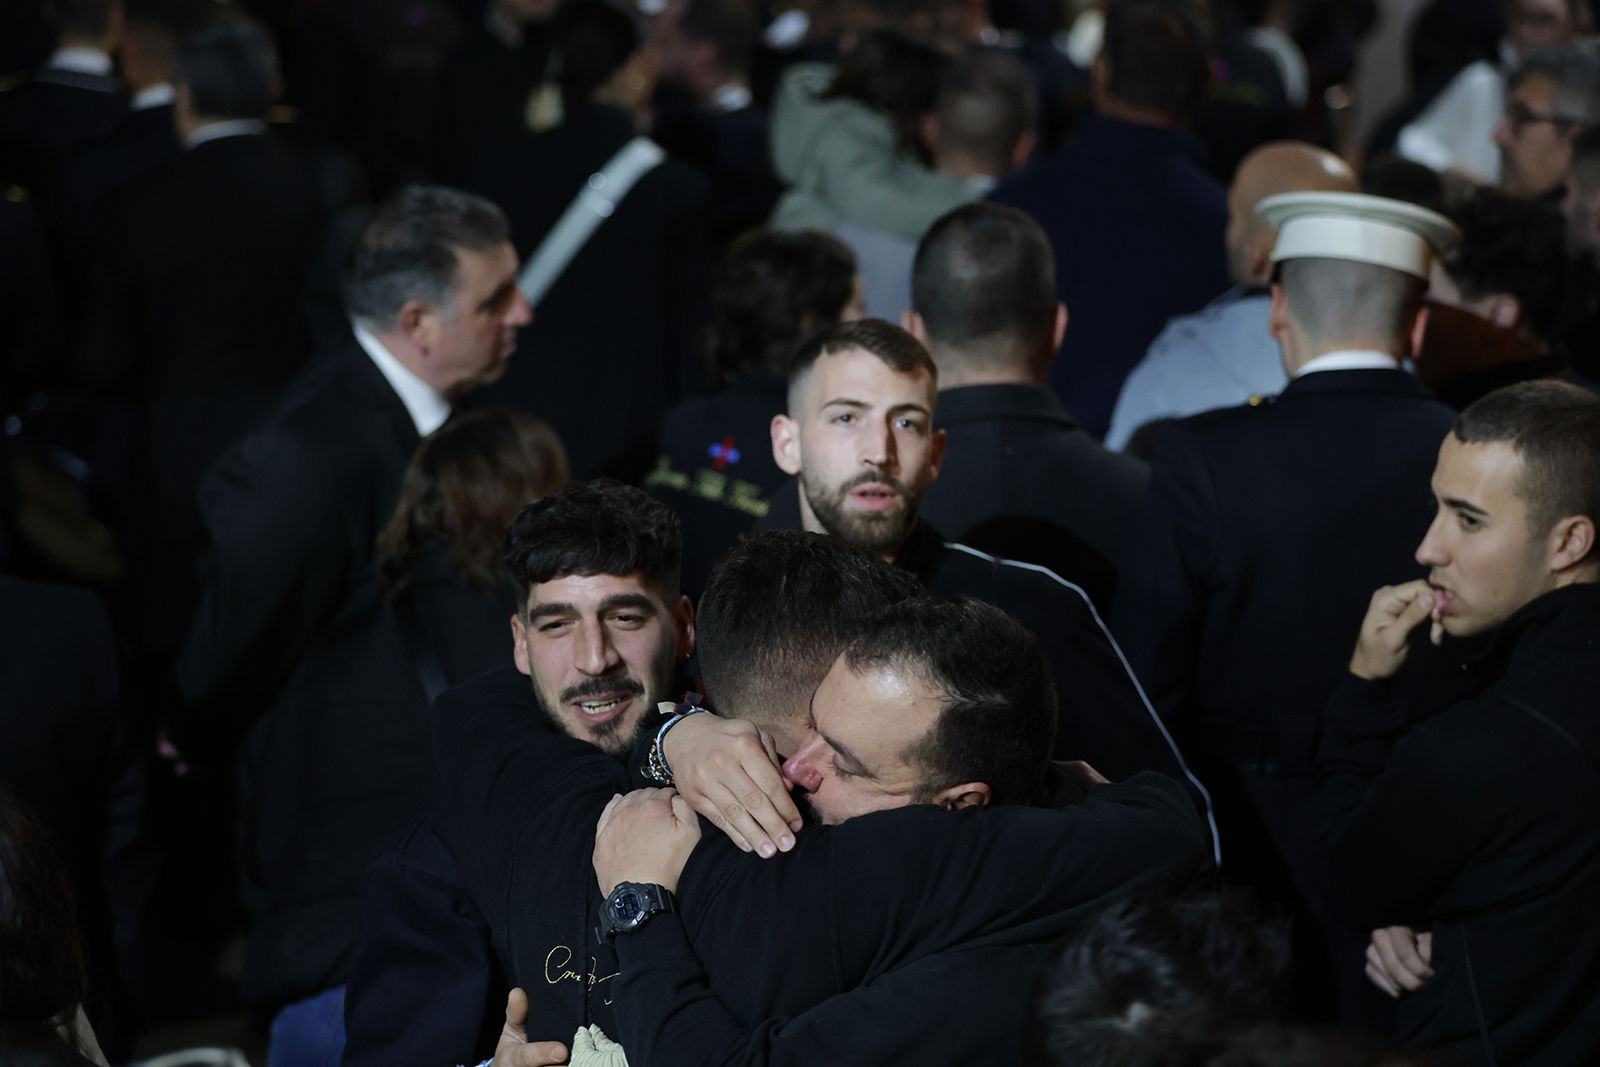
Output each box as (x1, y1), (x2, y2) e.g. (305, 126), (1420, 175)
(535, 633), (679, 756)
(801, 466), (919, 555)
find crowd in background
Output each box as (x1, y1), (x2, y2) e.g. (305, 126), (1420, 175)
(3, 0), (1600, 1064)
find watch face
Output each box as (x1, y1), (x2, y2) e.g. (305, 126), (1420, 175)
(613, 891), (644, 926)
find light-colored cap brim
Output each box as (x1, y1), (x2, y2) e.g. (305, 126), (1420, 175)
(1259, 191), (1460, 281)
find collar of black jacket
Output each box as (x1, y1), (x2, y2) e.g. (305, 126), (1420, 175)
(934, 382), (1079, 431)
(1278, 365), (1431, 400)
(1469, 581), (1600, 673)
(892, 518), (949, 585)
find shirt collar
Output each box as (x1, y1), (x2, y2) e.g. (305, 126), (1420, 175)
(47, 47), (113, 76)
(131, 82), (175, 110)
(351, 321), (451, 436)
(709, 83), (753, 113)
(1293, 349), (1403, 378)
(184, 118), (267, 149)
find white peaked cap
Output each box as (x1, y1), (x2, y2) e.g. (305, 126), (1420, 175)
(1258, 191), (1461, 281)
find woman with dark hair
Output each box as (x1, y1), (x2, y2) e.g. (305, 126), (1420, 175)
(465, 0), (714, 481)
(770, 28), (973, 238)
(0, 794), (104, 1067)
(646, 228), (863, 597)
(377, 410), (568, 696)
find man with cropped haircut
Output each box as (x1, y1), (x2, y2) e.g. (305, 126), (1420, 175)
(1326, 381), (1600, 1066)
(908, 202), (1146, 614)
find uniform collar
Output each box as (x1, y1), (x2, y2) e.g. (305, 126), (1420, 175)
(1293, 349), (1402, 377)
(131, 82), (175, 110)
(184, 118), (267, 149)
(46, 46), (113, 76)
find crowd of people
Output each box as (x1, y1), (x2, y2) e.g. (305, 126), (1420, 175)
(2, 0), (1600, 1065)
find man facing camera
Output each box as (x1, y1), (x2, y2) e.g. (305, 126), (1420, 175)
(1324, 381), (1600, 1067)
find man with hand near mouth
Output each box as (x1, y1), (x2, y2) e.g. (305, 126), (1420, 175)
(1323, 380), (1600, 1067)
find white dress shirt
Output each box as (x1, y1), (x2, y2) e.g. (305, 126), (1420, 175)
(352, 322), (451, 436)
(1293, 349), (1403, 378)
(183, 118), (268, 150)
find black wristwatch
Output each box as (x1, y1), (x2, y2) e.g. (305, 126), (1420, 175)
(597, 881), (676, 941)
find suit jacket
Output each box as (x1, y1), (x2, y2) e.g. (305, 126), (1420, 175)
(78, 131), (318, 647)
(0, 65), (125, 196)
(177, 335), (430, 1010)
(989, 116), (1231, 440)
(467, 103), (712, 478)
(652, 96), (782, 248)
(1114, 368), (1459, 910)
(920, 382), (1149, 615)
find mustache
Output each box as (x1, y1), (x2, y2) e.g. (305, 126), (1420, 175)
(559, 675), (646, 704)
(839, 468), (909, 497)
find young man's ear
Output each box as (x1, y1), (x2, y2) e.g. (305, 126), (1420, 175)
(672, 595), (696, 662)
(902, 308), (928, 345)
(934, 782), (992, 811)
(771, 413), (802, 476)
(1268, 283), (1290, 346)
(1051, 302), (1069, 352)
(510, 613), (532, 676)
(1549, 514), (1598, 574)
(1408, 304), (1432, 361)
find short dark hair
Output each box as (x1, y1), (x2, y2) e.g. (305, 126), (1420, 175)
(0, 794), (87, 1029)
(378, 411), (570, 592)
(504, 479), (682, 612)
(707, 230), (858, 385)
(912, 203), (1057, 363)
(696, 532), (923, 725)
(1101, 0), (1214, 122)
(50, 0), (116, 38)
(175, 15), (280, 120)
(1453, 380), (1600, 538)
(787, 319), (938, 407)
(935, 49), (1037, 174)
(345, 185), (511, 327)
(556, 0), (644, 104)
(678, 0), (758, 77)
(825, 29), (951, 161)
(1442, 187), (1567, 338)
(1025, 889), (1292, 1067)
(844, 597), (1056, 806)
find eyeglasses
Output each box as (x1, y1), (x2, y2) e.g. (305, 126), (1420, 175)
(1503, 99), (1582, 132)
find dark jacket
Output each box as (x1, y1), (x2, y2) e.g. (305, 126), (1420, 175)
(428, 668), (1209, 1062)
(0, 65), (125, 197)
(78, 131), (318, 649)
(0, 578), (149, 1058)
(466, 103), (712, 478)
(1113, 368), (1458, 912)
(919, 382), (1149, 614)
(652, 95), (782, 247)
(763, 492), (1209, 810)
(177, 335), (430, 1011)
(988, 116), (1231, 440)
(644, 373), (789, 598)
(1318, 584), (1600, 1067)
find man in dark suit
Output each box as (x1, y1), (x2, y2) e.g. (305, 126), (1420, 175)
(907, 203), (1148, 615)
(988, 0), (1230, 440)
(652, 0), (783, 248)
(176, 184), (531, 1066)
(0, 0), (126, 198)
(1113, 191), (1463, 1023)
(49, 0), (205, 292)
(77, 14), (318, 660)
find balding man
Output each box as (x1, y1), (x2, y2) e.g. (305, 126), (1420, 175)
(1113, 192), (1463, 1024)
(1105, 141), (1357, 452)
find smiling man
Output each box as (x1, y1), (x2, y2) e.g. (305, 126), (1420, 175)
(506, 484), (693, 755)
(763, 319), (1214, 829)
(1321, 380), (1600, 1066)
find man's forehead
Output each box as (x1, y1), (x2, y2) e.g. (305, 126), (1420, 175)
(1434, 436), (1527, 505)
(799, 348), (936, 410)
(528, 570), (664, 610)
